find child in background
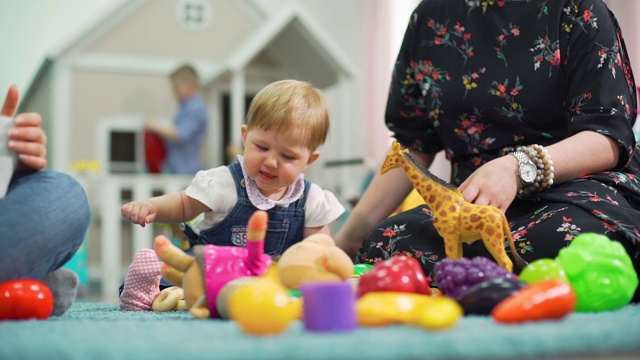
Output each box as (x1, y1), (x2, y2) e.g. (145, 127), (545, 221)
(119, 79), (345, 310)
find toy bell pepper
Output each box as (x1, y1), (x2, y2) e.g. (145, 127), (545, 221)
(491, 279), (576, 323)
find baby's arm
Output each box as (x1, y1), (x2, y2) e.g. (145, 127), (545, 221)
(121, 191), (209, 227)
(303, 225), (331, 239)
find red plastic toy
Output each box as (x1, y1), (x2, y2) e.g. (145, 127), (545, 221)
(0, 279), (54, 321)
(491, 279), (576, 323)
(357, 255), (432, 298)
(144, 131), (166, 173)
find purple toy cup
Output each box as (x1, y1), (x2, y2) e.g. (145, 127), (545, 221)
(301, 282), (357, 332)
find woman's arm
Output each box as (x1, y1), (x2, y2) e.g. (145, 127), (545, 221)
(459, 130), (619, 212)
(546, 131), (618, 183)
(335, 147), (435, 258)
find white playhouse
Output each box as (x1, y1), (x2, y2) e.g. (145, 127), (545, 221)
(19, 0), (370, 302)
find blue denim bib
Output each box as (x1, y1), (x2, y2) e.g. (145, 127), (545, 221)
(184, 162), (310, 257)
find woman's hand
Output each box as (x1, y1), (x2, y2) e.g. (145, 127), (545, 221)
(458, 155), (520, 213)
(2, 86), (47, 172)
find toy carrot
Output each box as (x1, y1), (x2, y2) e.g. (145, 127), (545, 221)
(491, 279), (576, 323)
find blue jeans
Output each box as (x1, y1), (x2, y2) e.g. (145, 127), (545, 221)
(0, 170), (91, 282)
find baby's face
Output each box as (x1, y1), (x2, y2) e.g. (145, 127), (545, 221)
(241, 126), (319, 200)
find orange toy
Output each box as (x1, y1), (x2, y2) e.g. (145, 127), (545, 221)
(491, 279), (576, 323)
(381, 142), (527, 272)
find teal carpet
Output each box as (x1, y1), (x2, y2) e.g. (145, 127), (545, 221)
(1, 302), (639, 360)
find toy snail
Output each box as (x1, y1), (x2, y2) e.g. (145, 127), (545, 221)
(153, 210), (272, 318)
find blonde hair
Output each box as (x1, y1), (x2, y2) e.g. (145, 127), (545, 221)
(246, 80), (329, 151)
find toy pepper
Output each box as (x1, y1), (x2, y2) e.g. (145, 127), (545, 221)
(154, 210), (272, 318)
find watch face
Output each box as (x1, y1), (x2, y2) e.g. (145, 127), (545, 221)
(520, 163), (537, 184)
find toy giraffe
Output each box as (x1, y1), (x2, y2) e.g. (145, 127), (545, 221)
(381, 142), (527, 272)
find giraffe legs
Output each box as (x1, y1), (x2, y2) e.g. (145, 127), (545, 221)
(480, 234), (513, 273)
(443, 235), (463, 260)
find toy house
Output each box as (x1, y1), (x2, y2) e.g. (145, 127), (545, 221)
(18, 0), (364, 302)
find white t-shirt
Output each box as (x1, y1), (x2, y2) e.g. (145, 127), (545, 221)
(185, 166), (345, 233)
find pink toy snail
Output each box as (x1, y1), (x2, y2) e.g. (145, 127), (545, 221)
(154, 210), (272, 318)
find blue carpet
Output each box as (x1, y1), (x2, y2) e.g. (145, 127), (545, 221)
(1, 302), (639, 360)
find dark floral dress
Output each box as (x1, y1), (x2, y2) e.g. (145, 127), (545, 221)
(359, 0), (640, 301)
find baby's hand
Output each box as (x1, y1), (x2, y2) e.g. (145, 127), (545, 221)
(121, 200), (157, 227)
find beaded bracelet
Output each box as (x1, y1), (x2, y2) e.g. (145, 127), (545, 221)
(530, 144), (554, 190)
(516, 144), (554, 194)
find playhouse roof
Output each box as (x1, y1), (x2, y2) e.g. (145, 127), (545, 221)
(21, 0), (355, 109)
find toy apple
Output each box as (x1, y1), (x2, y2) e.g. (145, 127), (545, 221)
(519, 258), (568, 284)
(356, 255), (432, 298)
(0, 279), (54, 321)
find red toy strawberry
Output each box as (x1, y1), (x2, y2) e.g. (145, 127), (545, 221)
(0, 279), (54, 321)
(491, 279), (576, 323)
(356, 255), (432, 298)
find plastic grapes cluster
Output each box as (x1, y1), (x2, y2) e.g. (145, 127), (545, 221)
(434, 256), (516, 300)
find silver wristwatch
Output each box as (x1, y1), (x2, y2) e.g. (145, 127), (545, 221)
(511, 151), (537, 186)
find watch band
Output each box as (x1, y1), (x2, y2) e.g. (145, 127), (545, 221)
(510, 151), (537, 187)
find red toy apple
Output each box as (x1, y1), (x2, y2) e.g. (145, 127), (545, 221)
(357, 255), (432, 298)
(0, 279), (54, 321)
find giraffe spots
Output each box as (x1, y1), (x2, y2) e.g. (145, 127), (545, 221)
(433, 217), (439, 224)
(475, 222), (485, 231)
(480, 208), (488, 214)
(443, 194), (452, 201)
(449, 205), (457, 213)
(463, 207), (471, 213)
(426, 184), (432, 192)
(486, 227), (496, 236)
(439, 210), (448, 218)
(428, 194), (436, 203)
(470, 214), (480, 222)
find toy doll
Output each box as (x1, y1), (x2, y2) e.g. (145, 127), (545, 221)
(154, 210), (272, 318)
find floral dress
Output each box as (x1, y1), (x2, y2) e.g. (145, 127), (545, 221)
(359, 0), (640, 301)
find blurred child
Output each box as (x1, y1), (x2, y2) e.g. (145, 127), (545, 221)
(144, 64), (208, 174)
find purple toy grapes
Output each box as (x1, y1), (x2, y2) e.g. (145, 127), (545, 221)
(434, 256), (516, 300)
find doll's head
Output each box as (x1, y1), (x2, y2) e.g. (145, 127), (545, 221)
(277, 233), (354, 290)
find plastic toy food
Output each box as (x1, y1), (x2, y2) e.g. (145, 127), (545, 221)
(518, 258), (568, 284)
(357, 255), (432, 298)
(434, 256), (516, 300)
(356, 292), (433, 326)
(356, 292), (462, 330)
(410, 296), (463, 330)
(381, 142), (527, 272)
(352, 264), (373, 278)
(491, 279), (576, 323)
(456, 278), (526, 315)
(0, 279), (54, 321)
(227, 277), (299, 335)
(555, 232), (638, 312)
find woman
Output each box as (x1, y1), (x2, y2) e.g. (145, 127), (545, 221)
(336, 0), (640, 301)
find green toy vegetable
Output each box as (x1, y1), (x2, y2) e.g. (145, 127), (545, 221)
(556, 232), (638, 312)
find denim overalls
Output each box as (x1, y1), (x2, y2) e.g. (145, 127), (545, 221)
(183, 162), (310, 257)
